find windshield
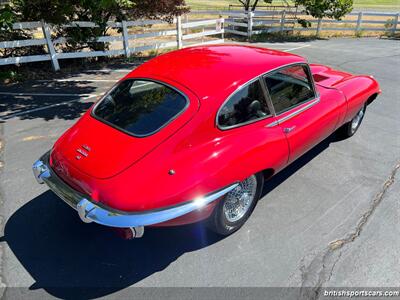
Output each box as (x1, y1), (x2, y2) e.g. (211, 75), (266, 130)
(93, 79), (188, 137)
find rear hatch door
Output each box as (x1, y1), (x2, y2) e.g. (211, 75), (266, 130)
(51, 77), (199, 179)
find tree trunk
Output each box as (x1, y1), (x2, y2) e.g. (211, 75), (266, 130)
(251, 0), (259, 11)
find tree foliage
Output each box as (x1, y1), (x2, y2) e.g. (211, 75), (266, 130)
(0, 4), (16, 30)
(5, 0), (189, 52)
(12, 0), (189, 24)
(237, 0), (272, 12)
(295, 0), (353, 26)
(1, 4), (47, 58)
(236, 0), (353, 27)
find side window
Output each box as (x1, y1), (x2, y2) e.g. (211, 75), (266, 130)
(218, 80), (271, 128)
(264, 65), (315, 114)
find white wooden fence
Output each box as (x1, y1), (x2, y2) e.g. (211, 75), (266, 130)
(0, 16), (224, 71)
(1, 10), (398, 71)
(219, 10), (400, 38)
(190, 10), (399, 38)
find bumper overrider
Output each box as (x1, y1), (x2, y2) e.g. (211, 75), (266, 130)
(32, 151), (238, 237)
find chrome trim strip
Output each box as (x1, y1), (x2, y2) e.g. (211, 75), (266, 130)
(215, 61), (305, 131)
(263, 63), (319, 117)
(259, 76), (276, 116)
(32, 159), (50, 184)
(306, 63), (319, 101)
(266, 97), (320, 127)
(217, 113), (274, 131)
(265, 120), (279, 128)
(215, 77), (273, 131)
(32, 151), (238, 228)
(262, 63), (321, 128)
(80, 183), (238, 227)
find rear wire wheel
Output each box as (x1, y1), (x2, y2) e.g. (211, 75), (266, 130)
(208, 173), (264, 236)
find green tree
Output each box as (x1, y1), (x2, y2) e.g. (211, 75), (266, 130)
(295, 0), (353, 27)
(9, 0), (189, 51)
(1, 4), (46, 58)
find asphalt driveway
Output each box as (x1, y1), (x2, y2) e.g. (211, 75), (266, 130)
(0, 37), (399, 299)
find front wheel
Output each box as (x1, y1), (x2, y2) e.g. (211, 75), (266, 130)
(208, 173), (264, 236)
(337, 104), (366, 138)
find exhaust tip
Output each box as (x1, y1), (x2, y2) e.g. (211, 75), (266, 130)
(114, 226), (144, 240)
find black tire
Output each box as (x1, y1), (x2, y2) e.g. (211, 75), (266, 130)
(337, 104), (366, 138)
(208, 173), (264, 236)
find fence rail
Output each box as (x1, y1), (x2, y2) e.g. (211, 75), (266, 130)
(0, 16), (224, 71)
(1, 10), (398, 71)
(227, 10), (399, 37)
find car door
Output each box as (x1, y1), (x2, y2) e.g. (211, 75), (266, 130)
(262, 64), (340, 163)
(217, 78), (289, 174)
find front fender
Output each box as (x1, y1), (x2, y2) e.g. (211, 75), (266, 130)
(335, 75), (380, 123)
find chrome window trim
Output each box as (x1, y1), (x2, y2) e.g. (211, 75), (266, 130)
(91, 78), (190, 138)
(215, 61), (310, 131)
(259, 76), (276, 116)
(266, 97), (320, 127)
(262, 62), (320, 127)
(216, 76), (273, 131)
(217, 113), (274, 130)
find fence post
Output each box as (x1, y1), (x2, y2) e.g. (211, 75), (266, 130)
(316, 18), (322, 37)
(392, 13), (399, 36)
(176, 16), (183, 49)
(184, 14), (189, 35)
(280, 10), (286, 33)
(247, 11), (253, 40)
(121, 21), (131, 58)
(216, 18), (224, 40)
(41, 20), (60, 71)
(356, 12), (363, 35)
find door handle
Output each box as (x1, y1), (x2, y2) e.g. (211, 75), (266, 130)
(283, 126), (296, 133)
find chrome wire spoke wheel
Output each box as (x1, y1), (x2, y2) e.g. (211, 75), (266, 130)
(223, 175), (258, 223)
(209, 172), (263, 236)
(351, 107), (365, 133)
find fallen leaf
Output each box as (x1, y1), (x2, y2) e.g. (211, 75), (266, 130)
(22, 135), (46, 141)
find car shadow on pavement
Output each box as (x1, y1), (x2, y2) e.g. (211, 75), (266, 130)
(0, 78), (103, 121)
(2, 191), (224, 299)
(261, 133), (334, 198)
(1, 133), (338, 299)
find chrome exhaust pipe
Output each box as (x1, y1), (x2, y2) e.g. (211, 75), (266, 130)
(77, 200), (144, 238)
(129, 226), (144, 238)
(115, 226), (144, 239)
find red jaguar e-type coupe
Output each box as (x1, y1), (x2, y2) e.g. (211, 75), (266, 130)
(33, 45), (380, 238)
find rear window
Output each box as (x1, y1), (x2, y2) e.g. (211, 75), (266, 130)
(93, 79), (188, 137)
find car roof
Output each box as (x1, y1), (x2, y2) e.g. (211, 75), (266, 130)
(129, 44), (306, 101)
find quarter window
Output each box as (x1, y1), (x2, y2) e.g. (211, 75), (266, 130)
(218, 80), (271, 128)
(264, 65), (315, 114)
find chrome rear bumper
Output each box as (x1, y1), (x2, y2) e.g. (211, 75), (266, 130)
(33, 151), (238, 232)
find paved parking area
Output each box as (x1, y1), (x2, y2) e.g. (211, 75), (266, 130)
(0, 38), (399, 299)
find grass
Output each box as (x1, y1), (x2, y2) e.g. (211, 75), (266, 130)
(250, 31), (322, 42)
(353, 0), (400, 9)
(185, 0), (400, 11)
